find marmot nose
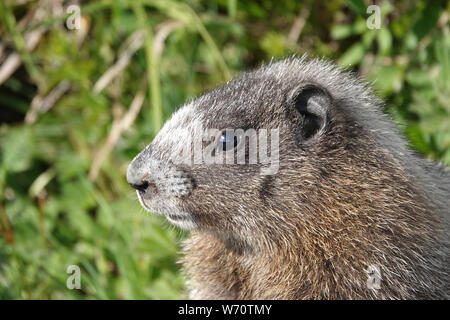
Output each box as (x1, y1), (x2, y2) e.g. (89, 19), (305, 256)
(130, 181), (149, 192)
(129, 179), (159, 197)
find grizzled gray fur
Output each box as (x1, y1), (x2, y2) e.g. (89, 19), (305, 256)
(127, 56), (450, 299)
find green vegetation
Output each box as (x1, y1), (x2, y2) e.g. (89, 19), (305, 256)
(0, 0), (449, 299)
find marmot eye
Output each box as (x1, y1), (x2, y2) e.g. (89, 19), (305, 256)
(218, 130), (239, 152)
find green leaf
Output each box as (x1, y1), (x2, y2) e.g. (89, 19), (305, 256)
(377, 28), (392, 56)
(0, 126), (34, 173)
(370, 65), (404, 95)
(260, 32), (286, 58)
(338, 43), (365, 67)
(406, 124), (431, 154)
(344, 0), (367, 16)
(331, 25), (353, 40)
(434, 37), (450, 89)
(406, 69), (432, 87)
(412, 6), (442, 41)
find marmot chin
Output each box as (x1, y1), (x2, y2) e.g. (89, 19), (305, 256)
(127, 56), (450, 299)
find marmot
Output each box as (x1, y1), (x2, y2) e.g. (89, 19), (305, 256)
(127, 56), (450, 299)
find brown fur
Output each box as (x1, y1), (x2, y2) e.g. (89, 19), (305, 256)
(182, 135), (448, 299)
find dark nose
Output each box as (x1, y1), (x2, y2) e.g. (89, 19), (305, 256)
(129, 179), (159, 197)
(130, 181), (149, 192)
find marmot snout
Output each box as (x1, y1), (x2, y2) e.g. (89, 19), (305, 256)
(128, 56), (450, 299)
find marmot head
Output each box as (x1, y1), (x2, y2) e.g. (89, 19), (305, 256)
(127, 56), (436, 252)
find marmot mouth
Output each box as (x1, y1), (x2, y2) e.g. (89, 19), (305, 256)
(166, 212), (196, 230)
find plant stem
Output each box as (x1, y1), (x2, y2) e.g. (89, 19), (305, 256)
(132, 1), (163, 135)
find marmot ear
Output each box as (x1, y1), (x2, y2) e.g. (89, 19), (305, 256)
(289, 83), (332, 140)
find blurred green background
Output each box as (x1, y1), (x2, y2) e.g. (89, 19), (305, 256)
(0, 0), (449, 299)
